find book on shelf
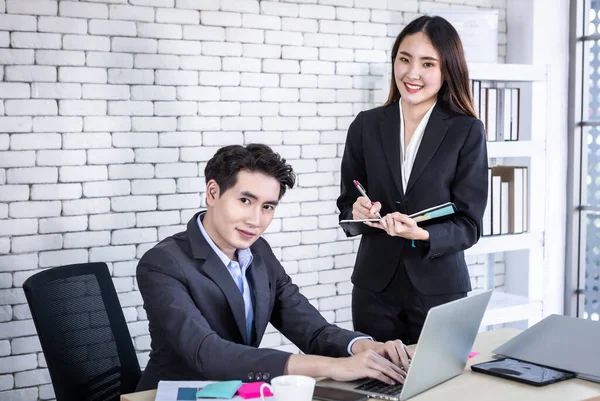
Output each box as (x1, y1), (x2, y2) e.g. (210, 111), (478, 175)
(479, 84), (488, 137)
(472, 80), (481, 117)
(510, 88), (520, 141)
(491, 174), (502, 235)
(513, 168), (525, 233)
(483, 166), (529, 236)
(482, 168), (492, 236)
(497, 87), (520, 141)
(471, 81), (520, 142)
(498, 87), (511, 141)
(501, 181), (510, 234)
(486, 87), (497, 141)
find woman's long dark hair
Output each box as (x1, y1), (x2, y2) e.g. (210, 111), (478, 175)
(385, 16), (477, 119)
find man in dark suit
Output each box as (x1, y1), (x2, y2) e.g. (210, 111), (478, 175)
(136, 144), (412, 391)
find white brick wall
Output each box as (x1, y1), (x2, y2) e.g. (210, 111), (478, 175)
(0, 0), (507, 398)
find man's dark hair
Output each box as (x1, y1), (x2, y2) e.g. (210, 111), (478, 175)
(204, 144), (296, 199)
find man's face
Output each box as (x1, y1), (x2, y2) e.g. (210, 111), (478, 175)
(205, 170), (280, 258)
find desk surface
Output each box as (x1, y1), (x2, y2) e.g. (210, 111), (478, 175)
(121, 328), (600, 401)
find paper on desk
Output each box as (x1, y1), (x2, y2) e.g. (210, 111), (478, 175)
(156, 381), (256, 401)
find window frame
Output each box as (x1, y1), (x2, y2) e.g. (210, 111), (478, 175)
(566, 0), (600, 319)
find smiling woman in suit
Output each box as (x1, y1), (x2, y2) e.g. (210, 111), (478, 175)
(337, 16), (489, 345)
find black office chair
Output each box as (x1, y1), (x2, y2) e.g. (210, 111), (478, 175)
(23, 262), (141, 401)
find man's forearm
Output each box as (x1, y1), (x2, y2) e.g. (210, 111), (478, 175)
(283, 343), (407, 385)
(284, 354), (336, 378)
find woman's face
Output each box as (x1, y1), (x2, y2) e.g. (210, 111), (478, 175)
(394, 32), (443, 110)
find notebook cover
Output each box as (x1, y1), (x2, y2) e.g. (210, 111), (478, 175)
(196, 381), (243, 399)
(176, 388), (198, 400)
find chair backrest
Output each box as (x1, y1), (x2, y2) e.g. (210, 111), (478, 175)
(23, 263), (141, 401)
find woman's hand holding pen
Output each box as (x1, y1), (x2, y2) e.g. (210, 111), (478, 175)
(352, 196), (429, 240)
(378, 212), (430, 241)
(352, 196), (382, 220)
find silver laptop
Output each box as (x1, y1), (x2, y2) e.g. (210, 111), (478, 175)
(317, 290), (493, 401)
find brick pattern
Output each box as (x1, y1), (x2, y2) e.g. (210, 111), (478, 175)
(0, 0), (507, 399)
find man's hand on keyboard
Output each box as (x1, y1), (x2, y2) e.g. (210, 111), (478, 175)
(355, 339), (413, 372)
(325, 350), (407, 385)
(379, 339), (413, 372)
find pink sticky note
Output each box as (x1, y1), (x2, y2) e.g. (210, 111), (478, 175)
(469, 351), (480, 358)
(237, 382), (272, 399)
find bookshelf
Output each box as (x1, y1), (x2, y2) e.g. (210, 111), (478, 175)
(480, 292), (543, 327)
(466, 232), (543, 256)
(486, 140), (544, 158)
(469, 63), (546, 82)
(467, 61), (548, 328)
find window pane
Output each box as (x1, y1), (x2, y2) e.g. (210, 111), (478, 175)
(582, 293), (600, 321)
(585, 1), (600, 120)
(588, 0), (600, 34)
(583, 211), (600, 320)
(583, 126), (600, 205)
(577, 1), (600, 319)
(588, 1), (599, 36)
(586, 38), (600, 120)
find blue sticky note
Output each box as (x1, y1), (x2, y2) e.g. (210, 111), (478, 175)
(196, 381), (243, 399)
(177, 388), (198, 400)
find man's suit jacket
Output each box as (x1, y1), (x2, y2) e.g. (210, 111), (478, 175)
(136, 213), (361, 391)
(337, 101), (488, 296)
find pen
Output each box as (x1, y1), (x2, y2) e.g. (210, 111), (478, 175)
(353, 180), (382, 219)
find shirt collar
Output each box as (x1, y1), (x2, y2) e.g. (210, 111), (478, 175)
(399, 100), (437, 156)
(197, 213), (253, 269)
(399, 100), (437, 134)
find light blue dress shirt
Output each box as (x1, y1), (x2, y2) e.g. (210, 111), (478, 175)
(198, 215), (254, 343)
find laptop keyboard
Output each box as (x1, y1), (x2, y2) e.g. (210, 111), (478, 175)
(354, 379), (404, 395)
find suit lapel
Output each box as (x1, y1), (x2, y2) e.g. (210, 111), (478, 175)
(187, 213), (249, 344)
(378, 101), (404, 197)
(200, 253), (249, 344)
(248, 252), (270, 345)
(404, 104), (450, 195)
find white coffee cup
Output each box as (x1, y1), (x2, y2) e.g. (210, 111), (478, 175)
(260, 375), (316, 401)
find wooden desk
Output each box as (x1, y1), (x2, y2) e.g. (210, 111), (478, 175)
(121, 328), (600, 401)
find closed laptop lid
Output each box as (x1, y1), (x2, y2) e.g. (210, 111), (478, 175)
(493, 314), (600, 378)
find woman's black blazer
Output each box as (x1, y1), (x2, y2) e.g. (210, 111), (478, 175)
(337, 100), (489, 296)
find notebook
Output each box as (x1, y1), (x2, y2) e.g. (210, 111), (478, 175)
(340, 202), (457, 224)
(157, 381), (245, 401)
(237, 382), (272, 399)
(196, 381), (242, 399)
(408, 202), (457, 223)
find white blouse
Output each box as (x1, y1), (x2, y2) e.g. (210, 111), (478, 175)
(399, 100), (437, 193)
